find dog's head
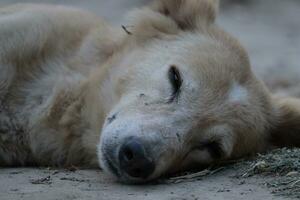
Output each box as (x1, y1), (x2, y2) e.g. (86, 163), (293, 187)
(96, 0), (297, 183)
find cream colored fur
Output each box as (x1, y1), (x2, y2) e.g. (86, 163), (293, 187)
(0, 1), (299, 183)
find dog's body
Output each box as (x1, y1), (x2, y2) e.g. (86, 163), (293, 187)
(0, 4), (113, 167)
(0, 1), (299, 183)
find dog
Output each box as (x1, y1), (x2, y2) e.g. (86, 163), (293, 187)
(0, 0), (299, 183)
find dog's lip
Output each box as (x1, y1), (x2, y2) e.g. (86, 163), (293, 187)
(103, 152), (155, 183)
(103, 154), (121, 178)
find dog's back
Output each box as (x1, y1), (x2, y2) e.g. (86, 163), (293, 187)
(0, 4), (113, 166)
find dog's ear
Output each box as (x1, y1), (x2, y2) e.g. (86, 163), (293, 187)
(126, 0), (219, 39)
(269, 97), (300, 148)
(151, 0), (219, 30)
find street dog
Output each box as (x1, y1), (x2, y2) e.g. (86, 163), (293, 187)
(0, 0), (299, 183)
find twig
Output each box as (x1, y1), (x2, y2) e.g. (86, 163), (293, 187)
(122, 25), (132, 35)
(291, 179), (300, 187)
(30, 176), (51, 185)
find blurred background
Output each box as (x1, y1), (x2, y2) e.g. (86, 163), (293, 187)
(0, 0), (299, 96)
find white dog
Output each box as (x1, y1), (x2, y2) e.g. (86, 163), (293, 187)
(0, 0), (299, 183)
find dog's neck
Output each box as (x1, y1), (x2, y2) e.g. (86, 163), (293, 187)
(52, 29), (138, 165)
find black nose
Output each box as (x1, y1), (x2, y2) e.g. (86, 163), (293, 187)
(118, 139), (155, 179)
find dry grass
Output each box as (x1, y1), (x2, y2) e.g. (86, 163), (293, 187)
(163, 148), (300, 198)
(236, 148), (300, 199)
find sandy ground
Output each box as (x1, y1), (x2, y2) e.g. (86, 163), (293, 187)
(0, 167), (288, 200)
(0, 0), (299, 199)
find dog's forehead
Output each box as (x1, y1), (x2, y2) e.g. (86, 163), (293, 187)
(121, 32), (249, 91)
(120, 33), (213, 73)
(157, 33), (243, 71)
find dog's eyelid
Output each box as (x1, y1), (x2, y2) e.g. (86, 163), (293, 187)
(194, 140), (224, 159)
(168, 65), (182, 102)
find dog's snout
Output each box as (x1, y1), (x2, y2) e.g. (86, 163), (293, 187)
(118, 138), (155, 179)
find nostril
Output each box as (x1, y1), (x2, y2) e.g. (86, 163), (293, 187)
(132, 168), (142, 177)
(119, 140), (143, 164)
(123, 146), (134, 161)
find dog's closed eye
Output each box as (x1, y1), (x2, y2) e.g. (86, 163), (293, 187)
(168, 65), (182, 102)
(194, 140), (224, 160)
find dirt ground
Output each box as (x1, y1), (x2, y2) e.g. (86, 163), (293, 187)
(0, 167), (288, 200)
(0, 0), (299, 200)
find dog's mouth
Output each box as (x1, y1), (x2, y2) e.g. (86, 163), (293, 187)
(102, 154), (154, 183)
(103, 154), (121, 178)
